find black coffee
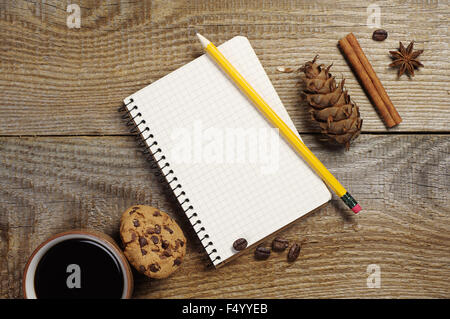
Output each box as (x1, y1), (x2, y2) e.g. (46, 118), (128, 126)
(34, 238), (124, 299)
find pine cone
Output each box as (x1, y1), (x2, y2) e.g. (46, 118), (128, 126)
(300, 56), (363, 150)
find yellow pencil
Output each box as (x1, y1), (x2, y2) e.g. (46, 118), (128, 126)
(196, 33), (361, 213)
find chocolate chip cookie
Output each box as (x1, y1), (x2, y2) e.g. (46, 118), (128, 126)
(120, 205), (186, 279)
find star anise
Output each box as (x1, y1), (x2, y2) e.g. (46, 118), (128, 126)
(389, 41), (424, 77)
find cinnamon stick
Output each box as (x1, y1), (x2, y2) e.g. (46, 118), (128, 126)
(346, 33), (402, 125)
(338, 36), (396, 127)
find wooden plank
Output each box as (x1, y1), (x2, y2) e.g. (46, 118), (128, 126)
(0, 0), (448, 135)
(0, 134), (448, 298)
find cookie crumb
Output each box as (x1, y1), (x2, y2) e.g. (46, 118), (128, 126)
(276, 66), (294, 73)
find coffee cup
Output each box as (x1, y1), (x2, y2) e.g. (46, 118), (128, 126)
(23, 229), (133, 299)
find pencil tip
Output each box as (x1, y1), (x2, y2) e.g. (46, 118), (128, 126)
(196, 32), (210, 48)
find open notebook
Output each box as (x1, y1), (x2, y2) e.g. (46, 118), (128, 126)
(123, 36), (331, 267)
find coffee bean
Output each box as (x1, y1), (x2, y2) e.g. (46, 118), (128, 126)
(254, 246), (271, 260)
(287, 243), (301, 262)
(151, 235), (159, 244)
(233, 238), (247, 251)
(133, 219), (140, 227)
(149, 263), (160, 272)
(272, 237), (289, 252)
(372, 29), (388, 41)
(139, 236), (148, 247)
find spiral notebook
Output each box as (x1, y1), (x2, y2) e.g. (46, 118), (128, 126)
(122, 36), (331, 267)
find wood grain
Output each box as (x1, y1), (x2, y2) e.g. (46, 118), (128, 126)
(0, 0), (449, 135)
(0, 0), (449, 300)
(0, 135), (448, 298)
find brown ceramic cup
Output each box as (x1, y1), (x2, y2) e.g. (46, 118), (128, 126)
(23, 229), (133, 299)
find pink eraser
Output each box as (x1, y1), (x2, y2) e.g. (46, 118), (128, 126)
(352, 204), (361, 214)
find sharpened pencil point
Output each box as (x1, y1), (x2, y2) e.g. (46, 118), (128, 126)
(196, 33), (211, 48)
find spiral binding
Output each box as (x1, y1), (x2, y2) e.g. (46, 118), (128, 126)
(119, 98), (221, 266)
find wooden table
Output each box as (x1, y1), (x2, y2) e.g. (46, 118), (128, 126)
(1, 0), (448, 299)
